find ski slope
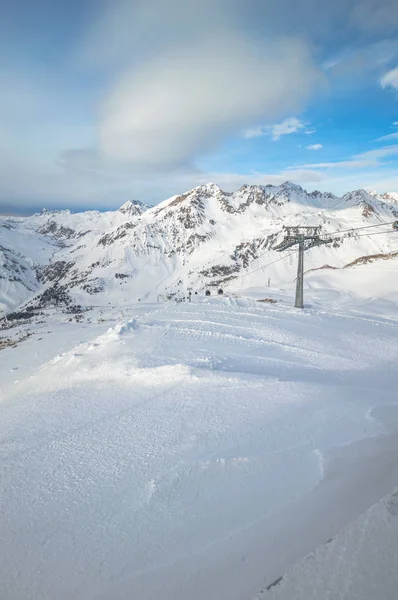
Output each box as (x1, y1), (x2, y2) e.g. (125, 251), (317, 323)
(1, 296), (398, 600)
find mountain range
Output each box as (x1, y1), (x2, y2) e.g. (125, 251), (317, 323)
(1, 182), (398, 316)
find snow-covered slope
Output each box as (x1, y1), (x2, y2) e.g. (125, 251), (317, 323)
(2, 183), (398, 600)
(0, 218), (57, 313)
(1, 298), (398, 600)
(0, 201), (147, 313)
(370, 190), (398, 205)
(258, 485), (398, 600)
(1, 183), (398, 315)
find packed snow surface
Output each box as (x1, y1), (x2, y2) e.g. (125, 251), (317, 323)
(1, 296), (398, 600)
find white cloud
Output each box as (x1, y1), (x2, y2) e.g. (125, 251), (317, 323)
(243, 126), (267, 139)
(298, 145), (398, 170)
(79, 0), (238, 69)
(244, 117), (311, 140)
(0, 146), (325, 211)
(394, 121), (398, 125)
(376, 131), (398, 142)
(99, 36), (321, 167)
(82, 0), (324, 168)
(380, 67), (398, 90)
(271, 117), (305, 141)
(5, 0), (398, 211)
(306, 143), (323, 150)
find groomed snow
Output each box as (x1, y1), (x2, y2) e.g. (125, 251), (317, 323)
(1, 296), (398, 599)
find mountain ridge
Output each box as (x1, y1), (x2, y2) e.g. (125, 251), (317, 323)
(1, 182), (398, 316)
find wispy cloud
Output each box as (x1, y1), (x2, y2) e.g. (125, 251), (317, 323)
(380, 66), (398, 90)
(243, 126), (268, 139)
(244, 117), (308, 141)
(376, 131), (398, 142)
(271, 117), (305, 140)
(298, 145), (398, 169)
(100, 38), (321, 166)
(3, 0), (398, 210)
(306, 143), (323, 150)
(0, 148), (325, 211)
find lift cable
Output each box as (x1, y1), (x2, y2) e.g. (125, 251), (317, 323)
(242, 225), (398, 281)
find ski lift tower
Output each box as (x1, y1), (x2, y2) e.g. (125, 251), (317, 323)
(275, 226), (331, 309)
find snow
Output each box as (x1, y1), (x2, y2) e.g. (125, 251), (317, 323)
(257, 486), (398, 600)
(0, 220), (57, 312)
(2, 182), (398, 314)
(1, 295), (398, 599)
(2, 182), (398, 598)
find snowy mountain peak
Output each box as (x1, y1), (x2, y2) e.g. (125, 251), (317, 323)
(280, 181), (304, 192)
(2, 182), (398, 315)
(371, 191), (398, 205)
(343, 189), (371, 201)
(194, 182), (224, 195)
(342, 189), (380, 217)
(309, 190), (337, 200)
(37, 208), (71, 217)
(118, 200), (146, 216)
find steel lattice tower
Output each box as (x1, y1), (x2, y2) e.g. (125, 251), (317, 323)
(275, 226), (331, 308)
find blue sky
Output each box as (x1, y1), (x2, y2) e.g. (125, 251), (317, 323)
(1, 0), (398, 213)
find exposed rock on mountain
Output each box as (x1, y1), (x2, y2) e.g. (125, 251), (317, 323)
(1, 182), (398, 314)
